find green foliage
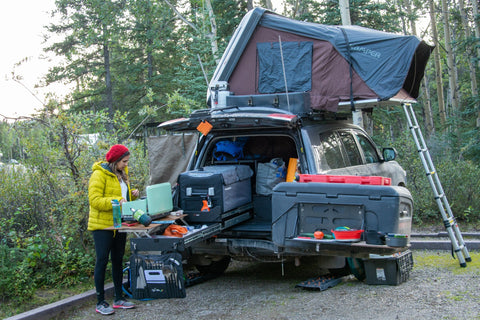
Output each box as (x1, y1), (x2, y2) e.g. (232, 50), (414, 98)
(4, 0), (480, 312)
(0, 108), (150, 309)
(288, 0), (402, 32)
(371, 107), (480, 226)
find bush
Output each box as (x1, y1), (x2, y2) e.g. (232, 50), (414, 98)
(0, 111), (151, 305)
(372, 123), (480, 226)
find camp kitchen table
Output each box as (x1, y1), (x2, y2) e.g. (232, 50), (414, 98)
(105, 212), (188, 238)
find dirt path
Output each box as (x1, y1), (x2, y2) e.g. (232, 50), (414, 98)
(64, 250), (480, 320)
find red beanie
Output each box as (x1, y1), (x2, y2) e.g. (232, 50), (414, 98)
(106, 144), (129, 163)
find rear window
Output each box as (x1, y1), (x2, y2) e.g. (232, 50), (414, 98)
(201, 135), (298, 167)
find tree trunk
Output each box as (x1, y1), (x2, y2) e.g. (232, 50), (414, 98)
(103, 25), (114, 133)
(429, 0), (446, 126)
(441, 0), (460, 117)
(147, 39), (153, 80)
(473, 0), (480, 126)
(459, 0), (480, 126)
(470, 0), (480, 68)
(402, 0), (435, 136)
(339, 0), (364, 128)
(205, 0), (219, 63)
(422, 75), (435, 136)
(264, 0), (273, 10)
(339, 0), (351, 26)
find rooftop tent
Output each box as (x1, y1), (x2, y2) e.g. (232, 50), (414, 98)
(208, 8), (434, 112)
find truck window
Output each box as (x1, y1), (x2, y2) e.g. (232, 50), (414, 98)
(205, 136), (298, 166)
(338, 131), (362, 166)
(318, 132), (346, 169)
(355, 133), (380, 163)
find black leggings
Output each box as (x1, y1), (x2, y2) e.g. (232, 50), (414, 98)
(92, 230), (127, 304)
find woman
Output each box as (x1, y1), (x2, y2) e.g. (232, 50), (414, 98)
(88, 144), (139, 315)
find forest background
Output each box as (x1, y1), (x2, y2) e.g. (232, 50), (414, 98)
(1, 0), (480, 316)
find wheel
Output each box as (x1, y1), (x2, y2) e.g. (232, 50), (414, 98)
(328, 262), (352, 278)
(347, 257), (366, 281)
(195, 256), (231, 275)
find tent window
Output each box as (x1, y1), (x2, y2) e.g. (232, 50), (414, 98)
(257, 41), (312, 94)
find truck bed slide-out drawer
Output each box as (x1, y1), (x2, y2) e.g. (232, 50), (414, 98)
(130, 203), (254, 253)
(131, 223), (223, 253)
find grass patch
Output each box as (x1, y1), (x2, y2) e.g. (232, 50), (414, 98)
(413, 250), (480, 275)
(0, 278), (95, 319)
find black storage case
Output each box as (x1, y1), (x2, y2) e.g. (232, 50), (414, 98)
(129, 252), (186, 299)
(226, 92), (311, 115)
(178, 165), (253, 223)
(271, 182), (413, 246)
(131, 237), (185, 253)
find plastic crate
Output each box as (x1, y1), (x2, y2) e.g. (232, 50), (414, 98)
(129, 252), (186, 299)
(297, 174), (391, 186)
(364, 250), (413, 285)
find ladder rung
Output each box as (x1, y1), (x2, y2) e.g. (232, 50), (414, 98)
(425, 171), (436, 176)
(434, 194), (444, 200)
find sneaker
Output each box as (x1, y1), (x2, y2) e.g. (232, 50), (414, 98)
(96, 301), (115, 315)
(113, 299), (136, 309)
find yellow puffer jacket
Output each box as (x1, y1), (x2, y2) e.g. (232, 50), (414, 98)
(87, 161), (134, 231)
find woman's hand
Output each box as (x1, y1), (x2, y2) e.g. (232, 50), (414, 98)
(132, 189), (140, 198)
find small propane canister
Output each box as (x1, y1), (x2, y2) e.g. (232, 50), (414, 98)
(130, 208), (152, 227)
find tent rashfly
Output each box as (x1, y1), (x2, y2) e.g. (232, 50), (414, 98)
(207, 7), (434, 113)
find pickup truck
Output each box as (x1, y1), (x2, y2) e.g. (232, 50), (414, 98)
(151, 106), (413, 281)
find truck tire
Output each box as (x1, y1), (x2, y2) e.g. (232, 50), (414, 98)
(328, 264), (351, 277)
(195, 256), (231, 275)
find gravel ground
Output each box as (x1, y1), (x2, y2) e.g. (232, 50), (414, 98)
(65, 250), (480, 320)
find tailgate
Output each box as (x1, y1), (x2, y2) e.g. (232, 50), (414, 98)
(271, 182), (413, 249)
(158, 108), (300, 132)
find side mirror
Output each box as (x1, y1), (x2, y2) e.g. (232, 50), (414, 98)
(383, 148), (397, 161)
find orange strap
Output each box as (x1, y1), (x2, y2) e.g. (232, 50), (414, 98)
(163, 224), (188, 237)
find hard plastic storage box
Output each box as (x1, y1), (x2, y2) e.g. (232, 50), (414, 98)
(122, 199), (147, 220)
(226, 92), (311, 115)
(364, 250), (414, 285)
(146, 182), (173, 215)
(178, 165), (253, 223)
(271, 182), (413, 246)
(129, 252), (186, 299)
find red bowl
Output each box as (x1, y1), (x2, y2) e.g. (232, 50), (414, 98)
(331, 229), (364, 240)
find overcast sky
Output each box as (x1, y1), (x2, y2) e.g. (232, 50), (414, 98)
(0, 0), (60, 119)
(0, 1), (287, 120)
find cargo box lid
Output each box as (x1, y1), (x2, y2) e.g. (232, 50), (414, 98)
(186, 165), (253, 185)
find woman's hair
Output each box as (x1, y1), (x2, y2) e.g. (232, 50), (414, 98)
(108, 152), (130, 183)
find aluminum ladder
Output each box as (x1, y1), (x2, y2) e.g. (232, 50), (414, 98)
(403, 103), (471, 267)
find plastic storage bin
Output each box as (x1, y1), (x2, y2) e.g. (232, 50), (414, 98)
(129, 252), (186, 299)
(271, 182), (413, 247)
(364, 250), (413, 285)
(297, 174), (391, 186)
